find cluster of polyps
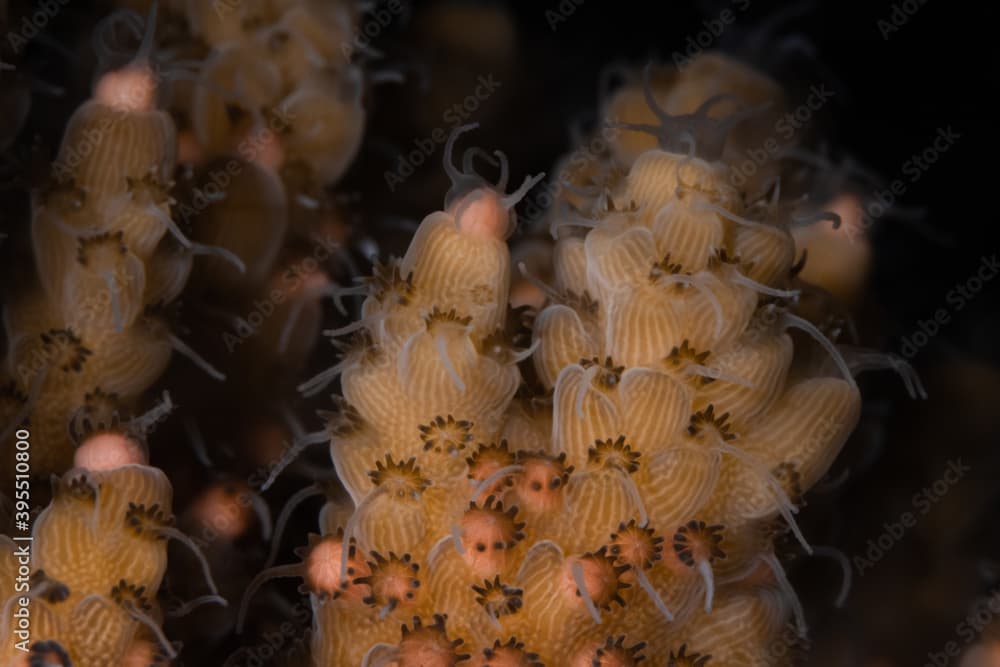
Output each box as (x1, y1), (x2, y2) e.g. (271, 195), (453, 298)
(175, 0), (366, 283)
(0, 3), (234, 482)
(242, 53), (904, 666)
(146, 0), (369, 382)
(0, 5), (243, 663)
(182, 0), (365, 181)
(0, 435), (221, 666)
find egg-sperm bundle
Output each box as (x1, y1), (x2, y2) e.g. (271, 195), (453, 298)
(244, 53), (871, 666)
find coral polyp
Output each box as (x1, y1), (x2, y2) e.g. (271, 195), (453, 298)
(249, 47), (897, 662)
(0, 1), (960, 663)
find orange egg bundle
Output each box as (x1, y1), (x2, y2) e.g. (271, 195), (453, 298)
(242, 53), (925, 666)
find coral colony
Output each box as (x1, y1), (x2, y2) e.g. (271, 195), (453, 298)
(0, 3), (922, 666)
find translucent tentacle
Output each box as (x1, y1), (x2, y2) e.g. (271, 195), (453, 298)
(726, 268), (801, 299)
(323, 314), (382, 339)
(509, 338), (541, 364)
(493, 150), (510, 190)
(571, 559), (602, 624)
(378, 597), (398, 620)
(134, 0), (159, 65)
(695, 200), (771, 232)
(159, 526), (222, 596)
(697, 558), (715, 613)
(260, 430), (329, 491)
(634, 566), (673, 622)
(278, 298), (307, 355)
(370, 69), (405, 85)
(146, 203), (192, 248)
(190, 242), (247, 274)
(517, 261), (562, 303)
(781, 312), (858, 392)
(450, 524), (466, 555)
(247, 490), (272, 541)
(435, 332), (466, 393)
(328, 284), (368, 316)
(661, 273), (724, 339)
(124, 601), (178, 660)
(811, 545), (851, 608)
(168, 334), (226, 381)
(501, 172), (546, 210)
(618, 468), (649, 527)
(470, 465), (524, 503)
(560, 179), (602, 200)
(341, 487), (387, 580)
(362, 644), (399, 667)
(760, 552), (808, 638)
(714, 440), (813, 555)
(266, 484), (323, 568)
(462, 146), (500, 180)
(102, 270), (125, 333)
(236, 563), (301, 633)
(576, 364), (601, 419)
(298, 358), (352, 398)
(792, 210), (842, 229)
(847, 350), (927, 399)
(119, 391), (173, 446)
(396, 329), (423, 385)
(166, 594), (228, 617)
(483, 603), (502, 630)
(443, 123), (480, 186)
(682, 364), (756, 388)
(549, 203), (602, 239)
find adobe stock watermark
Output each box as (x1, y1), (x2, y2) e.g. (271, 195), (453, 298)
(899, 253), (998, 359)
(224, 600), (311, 667)
(222, 234), (339, 353)
(383, 74), (503, 191)
(853, 459), (970, 576)
(761, 622), (809, 665)
(11, 428), (32, 654)
(519, 124), (623, 227)
(845, 126), (961, 242)
(50, 113), (128, 183)
(729, 82), (836, 189)
(877, 0), (930, 39)
(340, 0), (405, 61)
(671, 0), (752, 71)
(6, 0), (71, 54)
(924, 587), (1000, 667)
(545, 0), (586, 31)
(174, 105), (297, 224)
